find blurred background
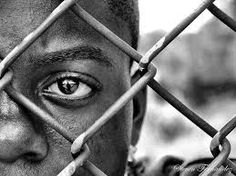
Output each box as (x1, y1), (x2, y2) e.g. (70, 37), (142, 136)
(136, 0), (236, 172)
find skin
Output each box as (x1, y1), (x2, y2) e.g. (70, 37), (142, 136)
(0, 0), (145, 175)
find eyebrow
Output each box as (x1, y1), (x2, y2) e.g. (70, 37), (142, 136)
(34, 46), (113, 68)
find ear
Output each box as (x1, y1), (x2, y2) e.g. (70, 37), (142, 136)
(131, 71), (147, 146)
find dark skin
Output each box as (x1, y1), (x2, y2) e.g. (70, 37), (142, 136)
(0, 0), (146, 175)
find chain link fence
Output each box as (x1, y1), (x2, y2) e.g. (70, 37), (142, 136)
(0, 0), (236, 175)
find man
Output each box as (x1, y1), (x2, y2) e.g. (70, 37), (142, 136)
(0, 0), (148, 175)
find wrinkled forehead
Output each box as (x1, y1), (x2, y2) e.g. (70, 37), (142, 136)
(0, 0), (131, 55)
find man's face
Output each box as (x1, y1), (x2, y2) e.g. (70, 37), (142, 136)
(0, 0), (134, 175)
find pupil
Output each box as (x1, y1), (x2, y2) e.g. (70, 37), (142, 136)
(58, 78), (79, 94)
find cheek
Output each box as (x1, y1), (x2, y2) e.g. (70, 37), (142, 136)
(42, 100), (133, 175)
(88, 102), (133, 175)
(81, 72), (133, 175)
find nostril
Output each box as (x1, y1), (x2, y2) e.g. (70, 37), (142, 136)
(0, 122), (48, 163)
(24, 152), (41, 162)
(24, 138), (49, 162)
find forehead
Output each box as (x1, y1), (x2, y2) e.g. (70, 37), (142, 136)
(0, 0), (131, 58)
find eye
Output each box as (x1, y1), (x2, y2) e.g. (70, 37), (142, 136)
(40, 72), (102, 103)
(46, 77), (92, 99)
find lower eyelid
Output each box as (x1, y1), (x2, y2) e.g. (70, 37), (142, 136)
(40, 90), (97, 108)
(41, 90), (94, 100)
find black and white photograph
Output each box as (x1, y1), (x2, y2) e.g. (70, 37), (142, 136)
(0, 0), (235, 175)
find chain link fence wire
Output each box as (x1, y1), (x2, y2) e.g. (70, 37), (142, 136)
(0, 0), (236, 175)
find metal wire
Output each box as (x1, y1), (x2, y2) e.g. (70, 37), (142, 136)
(71, 65), (156, 155)
(4, 85), (103, 175)
(70, 1), (224, 137)
(0, 0), (236, 175)
(0, 70), (13, 91)
(69, 3), (236, 174)
(208, 4), (236, 32)
(211, 116), (236, 152)
(138, 0), (217, 69)
(58, 144), (90, 176)
(0, 0), (80, 77)
(201, 139), (231, 176)
(70, 3), (142, 63)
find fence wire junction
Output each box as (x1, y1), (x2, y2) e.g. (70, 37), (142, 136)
(1, 0), (236, 175)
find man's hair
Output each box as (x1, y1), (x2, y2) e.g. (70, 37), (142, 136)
(107, 0), (139, 49)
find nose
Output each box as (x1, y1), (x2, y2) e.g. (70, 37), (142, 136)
(0, 121), (48, 163)
(0, 93), (48, 163)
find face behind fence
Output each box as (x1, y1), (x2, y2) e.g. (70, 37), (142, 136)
(0, 0), (145, 176)
(0, 0), (236, 176)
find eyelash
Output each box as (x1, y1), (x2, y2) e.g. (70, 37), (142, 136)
(38, 72), (102, 106)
